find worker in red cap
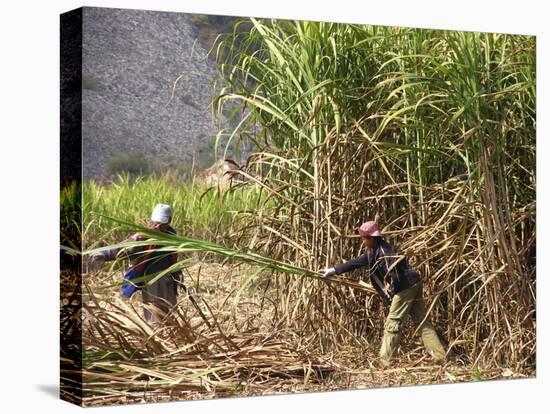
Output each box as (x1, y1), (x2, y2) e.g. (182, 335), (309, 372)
(320, 220), (446, 367)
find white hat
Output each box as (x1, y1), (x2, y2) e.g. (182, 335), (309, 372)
(151, 203), (172, 223)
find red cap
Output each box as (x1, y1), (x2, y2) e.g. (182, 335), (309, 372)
(358, 221), (381, 237)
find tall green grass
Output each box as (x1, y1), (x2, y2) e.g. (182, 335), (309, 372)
(60, 181), (82, 252)
(80, 174), (271, 247)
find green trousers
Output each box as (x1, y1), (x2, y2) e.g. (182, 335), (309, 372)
(379, 282), (446, 366)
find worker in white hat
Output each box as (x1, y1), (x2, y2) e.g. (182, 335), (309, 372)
(90, 203), (181, 325)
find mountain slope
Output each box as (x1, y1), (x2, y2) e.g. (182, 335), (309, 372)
(82, 7), (232, 178)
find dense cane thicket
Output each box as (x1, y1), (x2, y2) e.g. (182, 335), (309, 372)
(211, 19), (535, 368)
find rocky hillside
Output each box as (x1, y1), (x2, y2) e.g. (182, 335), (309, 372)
(81, 7), (248, 179)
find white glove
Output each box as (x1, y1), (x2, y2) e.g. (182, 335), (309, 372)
(319, 267), (337, 278)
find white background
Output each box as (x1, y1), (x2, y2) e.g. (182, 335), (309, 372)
(0, 0), (546, 412)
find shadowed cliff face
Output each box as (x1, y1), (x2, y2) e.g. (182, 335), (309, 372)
(81, 7), (232, 179)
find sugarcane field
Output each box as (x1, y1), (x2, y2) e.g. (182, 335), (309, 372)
(60, 11), (536, 407)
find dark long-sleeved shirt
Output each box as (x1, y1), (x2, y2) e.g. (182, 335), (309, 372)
(334, 238), (421, 302)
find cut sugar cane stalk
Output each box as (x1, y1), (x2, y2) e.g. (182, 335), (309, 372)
(85, 213), (378, 296)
